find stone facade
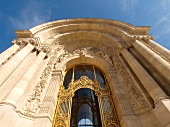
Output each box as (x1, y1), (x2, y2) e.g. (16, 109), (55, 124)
(0, 18), (170, 127)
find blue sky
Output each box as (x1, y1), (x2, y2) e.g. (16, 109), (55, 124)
(0, 0), (170, 53)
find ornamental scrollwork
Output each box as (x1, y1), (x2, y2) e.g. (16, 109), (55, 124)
(53, 76), (120, 127)
(54, 47), (114, 66)
(13, 38), (40, 47)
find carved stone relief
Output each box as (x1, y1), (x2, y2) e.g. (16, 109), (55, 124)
(21, 46), (63, 117)
(113, 52), (151, 115)
(54, 47), (114, 66)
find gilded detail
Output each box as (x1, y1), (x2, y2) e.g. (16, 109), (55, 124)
(53, 76), (120, 127)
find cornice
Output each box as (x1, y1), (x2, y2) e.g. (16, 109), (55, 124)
(28, 18), (150, 36)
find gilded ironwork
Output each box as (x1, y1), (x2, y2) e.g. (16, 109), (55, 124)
(53, 76), (120, 127)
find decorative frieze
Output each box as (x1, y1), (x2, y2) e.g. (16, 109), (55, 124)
(54, 47), (114, 66)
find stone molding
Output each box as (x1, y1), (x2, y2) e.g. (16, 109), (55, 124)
(29, 18), (150, 35)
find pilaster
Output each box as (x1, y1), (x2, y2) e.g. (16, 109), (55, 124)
(32, 70), (62, 127)
(120, 47), (167, 103)
(3, 51), (46, 107)
(0, 43), (20, 66)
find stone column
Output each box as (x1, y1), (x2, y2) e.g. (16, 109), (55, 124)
(120, 48), (167, 103)
(0, 43), (34, 87)
(17, 57), (49, 109)
(132, 40), (170, 82)
(4, 51), (46, 107)
(0, 52), (37, 102)
(0, 44), (20, 65)
(129, 48), (170, 95)
(33, 70), (62, 127)
(145, 39), (170, 60)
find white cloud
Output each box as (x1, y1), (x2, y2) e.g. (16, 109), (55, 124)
(161, 0), (170, 10)
(154, 14), (169, 28)
(119, 0), (138, 11)
(9, 1), (51, 30)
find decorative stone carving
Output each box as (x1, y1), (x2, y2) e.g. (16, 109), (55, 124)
(0, 38), (40, 68)
(21, 46), (63, 117)
(114, 53), (151, 115)
(55, 47), (114, 66)
(13, 38), (40, 47)
(53, 46), (114, 67)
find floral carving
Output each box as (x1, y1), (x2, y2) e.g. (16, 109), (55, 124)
(22, 46), (63, 117)
(114, 53), (151, 115)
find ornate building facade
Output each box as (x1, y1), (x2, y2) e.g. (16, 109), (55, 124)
(0, 18), (170, 127)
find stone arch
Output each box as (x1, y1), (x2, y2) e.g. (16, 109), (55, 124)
(1, 18), (168, 127)
(56, 55), (111, 74)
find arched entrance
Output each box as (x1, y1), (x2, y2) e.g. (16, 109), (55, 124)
(71, 88), (102, 127)
(52, 65), (120, 127)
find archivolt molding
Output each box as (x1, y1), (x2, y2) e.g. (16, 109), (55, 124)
(49, 31), (121, 49)
(35, 23), (129, 43)
(20, 45), (115, 118)
(30, 18), (150, 36)
(19, 36), (151, 118)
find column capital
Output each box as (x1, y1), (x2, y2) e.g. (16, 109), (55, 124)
(116, 42), (129, 52)
(37, 45), (52, 57)
(141, 36), (154, 42)
(127, 35), (154, 45)
(13, 37), (41, 48)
